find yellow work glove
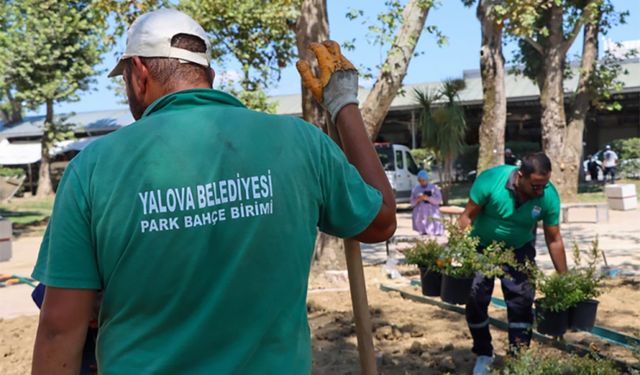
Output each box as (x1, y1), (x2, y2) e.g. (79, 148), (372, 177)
(296, 40), (359, 123)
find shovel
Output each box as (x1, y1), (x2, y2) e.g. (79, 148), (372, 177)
(601, 248), (621, 278)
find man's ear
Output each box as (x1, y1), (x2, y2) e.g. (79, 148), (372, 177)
(129, 56), (150, 98)
(209, 67), (215, 87)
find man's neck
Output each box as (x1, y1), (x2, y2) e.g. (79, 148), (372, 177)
(514, 175), (529, 204)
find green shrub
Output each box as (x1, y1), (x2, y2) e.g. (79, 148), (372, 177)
(571, 238), (604, 302)
(476, 241), (519, 279)
(409, 148), (437, 171)
(497, 348), (618, 375)
(611, 137), (640, 159)
(404, 239), (446, 272)
(536, 271), (586, 312)
(0, 166), (24, 177)
(440, 223), (480, 278)
(611, 138), (640, 179)
(440, 223), (520, 279)
(535, 238), (604, 312)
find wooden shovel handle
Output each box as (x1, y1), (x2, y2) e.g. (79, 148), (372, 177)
(325, 116), (378, 374)
(344, 238), (377, 375)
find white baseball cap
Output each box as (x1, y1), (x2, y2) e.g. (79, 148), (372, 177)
(108, 8), (211, 77)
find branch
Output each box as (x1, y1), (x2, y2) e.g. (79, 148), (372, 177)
(523, 36), (544, 55)
(561, 6), (593, 55)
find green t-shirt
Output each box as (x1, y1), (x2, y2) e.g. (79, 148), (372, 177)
(32, 89), (382, 374)
(470, 164), (560, 249)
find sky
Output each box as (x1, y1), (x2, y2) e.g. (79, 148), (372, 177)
(47, 0), (640, 115)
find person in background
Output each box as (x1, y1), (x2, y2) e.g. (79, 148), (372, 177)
(602, 145), (618, 184)
(458, 153), (567, 375)
(410, 170), (444, 236)
(586, 154), (602, 183)
(504, 148), (518, 166)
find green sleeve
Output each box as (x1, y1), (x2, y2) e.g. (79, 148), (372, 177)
(469, 169), (492, 206)
(316, 134), (382, 238)
(543, 186), (561, 226)
(31, 163), (101, 289)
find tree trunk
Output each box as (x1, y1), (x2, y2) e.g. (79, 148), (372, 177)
(295, 0), (347, 270)
(538, 4), (572, 199)
(361, 0), (432, 139)
(295, 0), (329, 131)
(476, 0), (506, 173)
(36, 99), (54, 197)
(564, 13), (600, 199)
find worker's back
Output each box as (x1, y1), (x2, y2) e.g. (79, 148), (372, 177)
(34, 88), (382, 374)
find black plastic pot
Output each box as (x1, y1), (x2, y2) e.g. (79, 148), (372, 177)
(440, 274), (473, 305)
(419, 267), (442, 297)
(535, 299), (569, 337)
(569, 299), (599, 331)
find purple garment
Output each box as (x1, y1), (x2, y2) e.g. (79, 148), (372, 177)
(410, 183), (444, 236)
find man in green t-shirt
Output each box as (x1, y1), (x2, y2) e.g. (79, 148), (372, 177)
(31, 9), (396, 375)
(458, 153), (568, 375)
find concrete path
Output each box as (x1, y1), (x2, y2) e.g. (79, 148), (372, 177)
(0, 237), (41, 318)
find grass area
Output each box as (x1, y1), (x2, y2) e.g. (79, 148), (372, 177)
(0, 196), (54, 236)
(443, 179), (640, 206)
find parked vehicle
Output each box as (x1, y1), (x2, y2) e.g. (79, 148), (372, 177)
(375, 143), (419, 203)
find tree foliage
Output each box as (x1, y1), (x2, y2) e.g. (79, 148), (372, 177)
(1, 0), (109, 195)
(181, 0), (301, 111)
(0, 1), (22, 124)
(343, 0), (445, 82)
(495, 0), (630, 198)
(415, 80), (468, 166)
(414, 79), (468, 200)
(7, 1), (107, 106)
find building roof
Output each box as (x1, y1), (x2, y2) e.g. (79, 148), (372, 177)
(271, 59), (640, 115)
(0, 109), (133, 139)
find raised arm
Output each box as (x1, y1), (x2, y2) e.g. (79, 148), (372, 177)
(297, 41), (396, 243)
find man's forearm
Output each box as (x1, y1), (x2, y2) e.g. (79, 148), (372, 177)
(458, 214), (472, 231)
(32, 320), (87, 374)
(547, 239), (568, 273)
(335, 104), (395, 211)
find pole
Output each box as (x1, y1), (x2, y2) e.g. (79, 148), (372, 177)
(344, 239), (377, 374)
(327, 116), (378, 375)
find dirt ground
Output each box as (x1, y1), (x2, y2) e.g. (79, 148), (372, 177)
(307, 265), (640, 374)
(0, 264), (638, 374)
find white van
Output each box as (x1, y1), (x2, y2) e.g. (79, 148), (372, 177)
(375, 143), (419, 203)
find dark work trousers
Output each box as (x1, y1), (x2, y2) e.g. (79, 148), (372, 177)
(465, 242), (536, 357)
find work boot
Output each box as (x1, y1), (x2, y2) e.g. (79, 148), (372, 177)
(472, 355), (494, 375)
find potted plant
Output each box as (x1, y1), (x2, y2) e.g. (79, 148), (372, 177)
(474, 240), (519, 279)
(568, 239), (604, 331)
(438, 224), (519, 305)
(404, 239), (446, 297)
(439, 224), (479, 305)
(534, 270), (582, 337)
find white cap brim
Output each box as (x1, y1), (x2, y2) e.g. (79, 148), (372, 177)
(108, 59), (126, 78)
